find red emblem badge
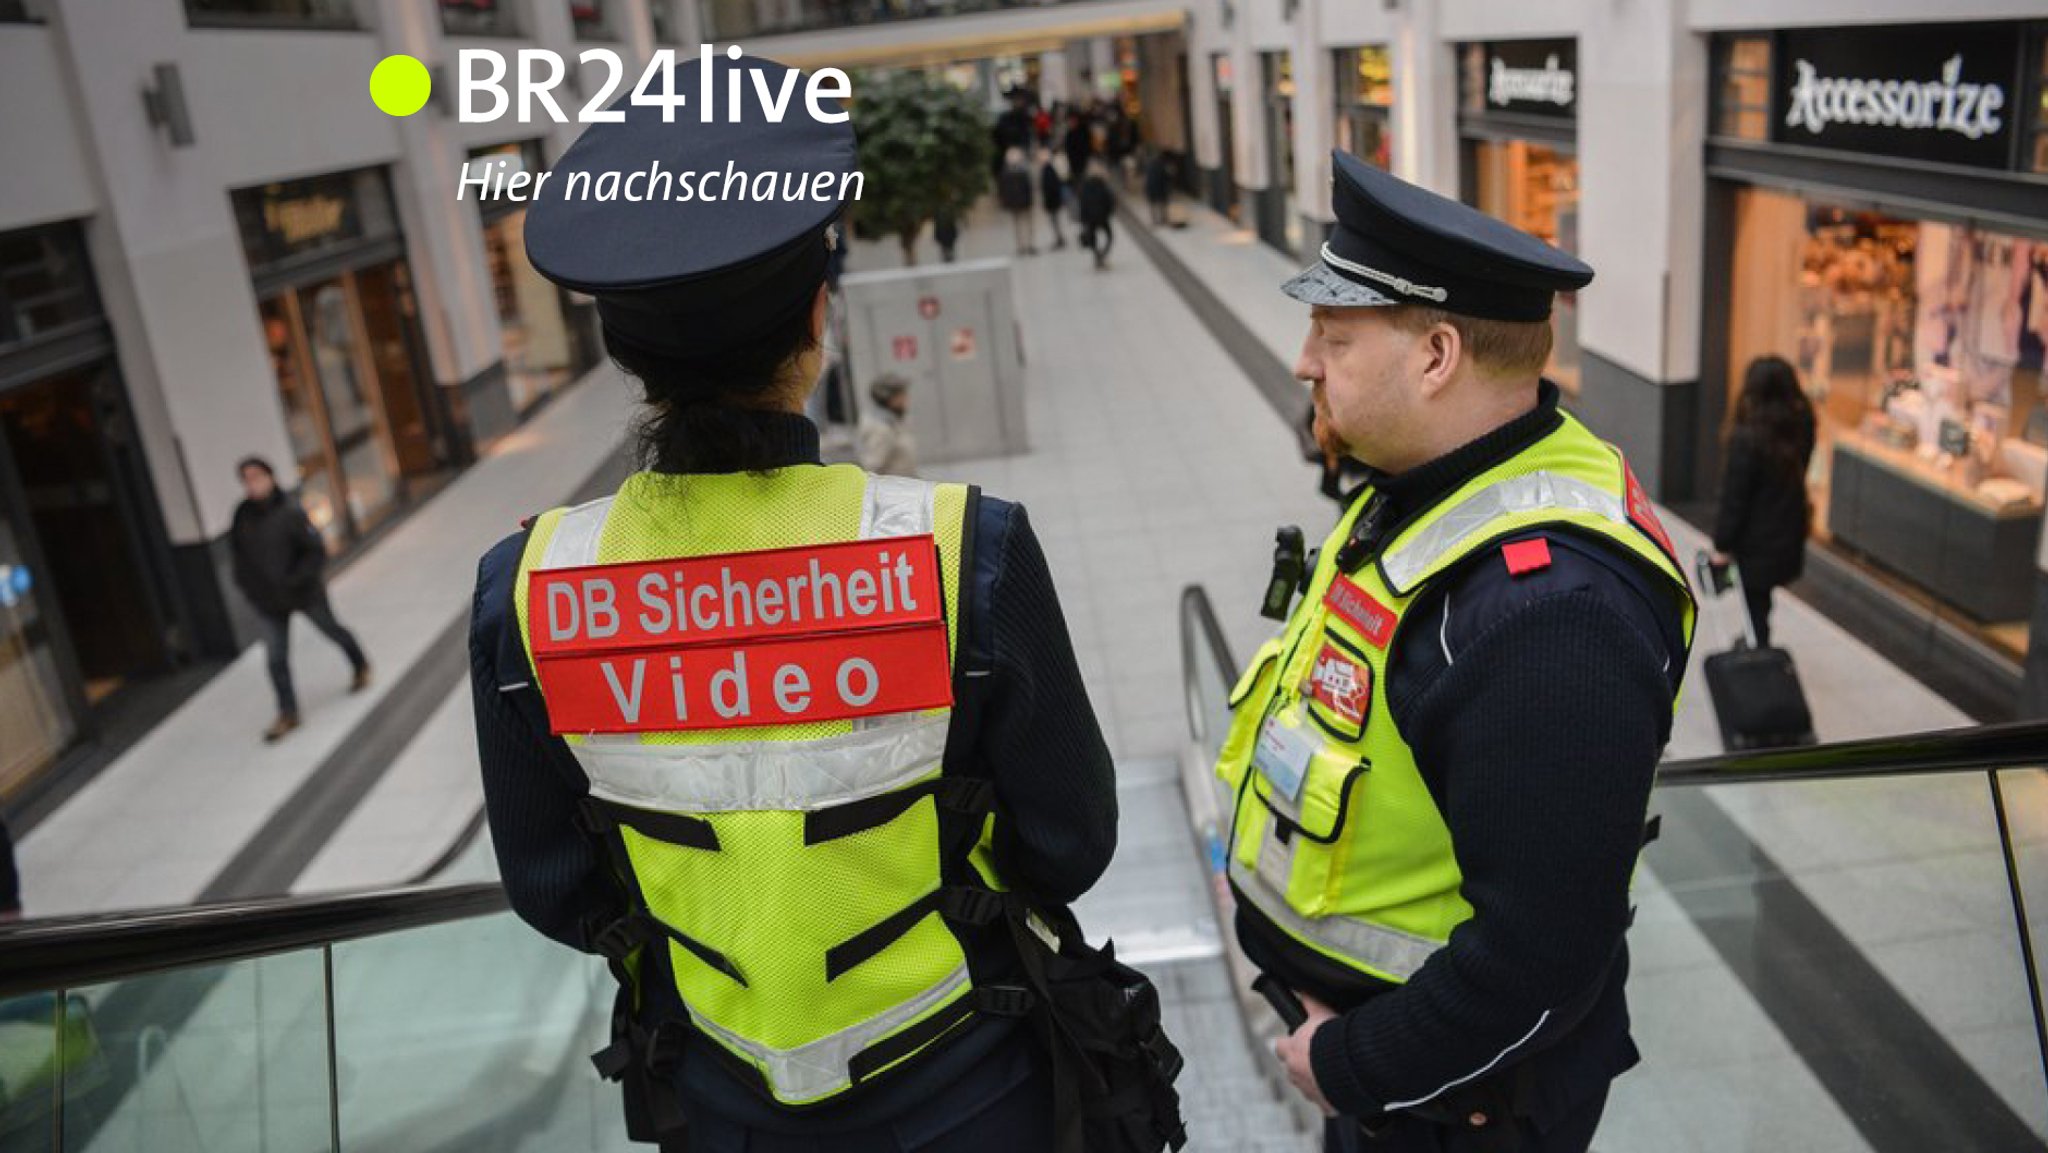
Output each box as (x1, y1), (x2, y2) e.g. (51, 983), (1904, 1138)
(1308, 643), (1371, 728)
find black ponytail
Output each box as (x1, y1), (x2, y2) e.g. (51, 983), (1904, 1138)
(606, 303), (820, 474)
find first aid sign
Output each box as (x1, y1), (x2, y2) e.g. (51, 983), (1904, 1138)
(528, 536), (951, 733)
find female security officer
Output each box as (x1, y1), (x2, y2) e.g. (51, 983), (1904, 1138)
(469, 55), (1118, 1151)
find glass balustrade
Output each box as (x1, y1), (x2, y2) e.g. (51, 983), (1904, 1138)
(1177, 583), (2048, 1152)
(0, 901), (617, 1152)
(4, 585), (2047, 1153)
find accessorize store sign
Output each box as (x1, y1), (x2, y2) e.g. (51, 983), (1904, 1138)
(1771, 23), (2024, 170)
(1482, 40), (1576, 119)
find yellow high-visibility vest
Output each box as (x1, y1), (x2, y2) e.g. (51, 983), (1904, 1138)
(1216, 412), (1695, 983)
(516, 466), (1011, 1106)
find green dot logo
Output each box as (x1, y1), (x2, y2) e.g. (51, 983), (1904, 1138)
(370, 54), (431, 117)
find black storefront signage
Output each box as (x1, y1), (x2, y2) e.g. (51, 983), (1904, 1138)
(1483, 40), (1576, 119)
(1771, 23), (2024, 170)
(233, 169), (401, 276)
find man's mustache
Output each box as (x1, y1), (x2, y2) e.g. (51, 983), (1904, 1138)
(1308, 385), (1347, 459)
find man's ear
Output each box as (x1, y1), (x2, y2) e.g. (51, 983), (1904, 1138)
(1418, 320), (1462, 399)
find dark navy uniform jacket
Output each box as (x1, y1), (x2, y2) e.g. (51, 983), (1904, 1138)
(469, 413), (1116, 1133)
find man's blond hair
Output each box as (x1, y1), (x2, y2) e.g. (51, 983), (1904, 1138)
(1387, 307), (1553, 381)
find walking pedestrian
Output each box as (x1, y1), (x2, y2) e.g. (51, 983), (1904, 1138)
(1144, 150), (1173, 226)
(1039, 151), (1068, 250)
(1711, 355), (1817, 647)
(997, 148), (1037, 256)
(933, 206), (960, 263)
(230, 457), (371, 742)
(1063, 107), (1093, 196)
(1078, 159), (1117, 270)
(1, 816), (19, 922)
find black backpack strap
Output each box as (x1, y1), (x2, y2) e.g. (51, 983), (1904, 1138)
(999, 898), (1188, 1153)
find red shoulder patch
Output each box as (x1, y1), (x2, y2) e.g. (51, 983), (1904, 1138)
(1502, 538), (1552, 577)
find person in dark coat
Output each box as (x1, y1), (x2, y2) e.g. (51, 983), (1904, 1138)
(0, 816), (19, 921)
(932, 207), (960, 263)
(230, 457), (371, 741)
(1711, 355), (1816, 648)
(996, 148), (1037, 256)
(1143, 151), (1173, 226)
(1077, 160), (1117, 271)
(990, 95), (1033, 181)
(1062, 108), (1093, 197)
(1038, 152), (1067, 250)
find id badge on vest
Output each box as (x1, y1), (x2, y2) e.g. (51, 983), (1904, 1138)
(1252, 708), (1317, 805)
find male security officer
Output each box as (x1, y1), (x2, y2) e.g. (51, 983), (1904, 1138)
(1221, 152), (1694, 1152)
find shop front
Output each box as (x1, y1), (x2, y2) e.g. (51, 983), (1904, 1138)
(0, 222), (179, 801)
(233, 168), (456, 555)
(1209, 52), (1238, 221)
(1457, 38), (1583, 393)
(466, 140), (596, 446)
(1333, 45), (1393, 173)
(1257, 51), (1298, 257)
(1704, 22), (2048, 666)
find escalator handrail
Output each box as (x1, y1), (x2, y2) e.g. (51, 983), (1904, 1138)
(1656, 720), (2048, 786)
(410, 802), (491, 884)
(0, 880), (508, 999)
(1178, 583), (2048, 786)
(1180, 584), (1239, 729)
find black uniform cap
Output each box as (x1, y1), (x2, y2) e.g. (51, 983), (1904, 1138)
(1282, 151), (1593, 322)
(524, 53), (856, 359)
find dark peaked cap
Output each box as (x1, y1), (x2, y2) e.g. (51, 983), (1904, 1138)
(1282, 151), (1593, 322)
(524, 53), (856, 358)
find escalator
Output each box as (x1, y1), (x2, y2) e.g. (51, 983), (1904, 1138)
(3, 584), (2047, 1151)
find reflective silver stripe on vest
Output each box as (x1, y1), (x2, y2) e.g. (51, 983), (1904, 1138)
(574, 718), (947, 813)
(542, 494), (617, 568)
(1379, 471), (1629, 594)
(861, 472), (936, 540)
(1229, 853), (1443, 983)
(689, 960), (973, 1103)
(541, 495), (652, 756)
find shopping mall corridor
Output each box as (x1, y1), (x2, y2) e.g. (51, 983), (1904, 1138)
(3, 195), (2045, 1153)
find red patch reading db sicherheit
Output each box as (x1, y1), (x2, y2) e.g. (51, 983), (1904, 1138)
(528, 536), (953, 734)
(1324, 575), (1396, 649)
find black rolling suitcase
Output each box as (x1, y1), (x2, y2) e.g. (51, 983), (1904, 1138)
(1694, 550), (1815, 751)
